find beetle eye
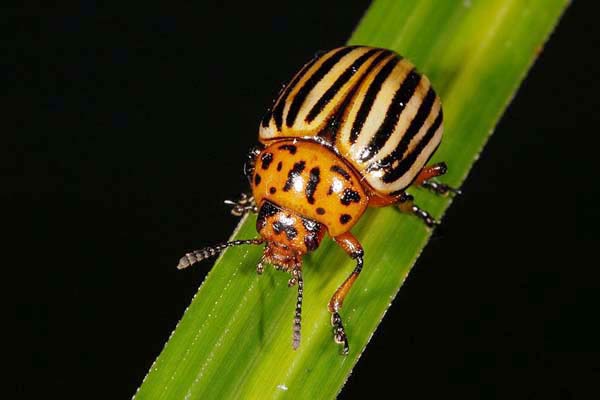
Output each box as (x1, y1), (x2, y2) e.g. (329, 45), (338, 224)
(243, 145), (263, 183)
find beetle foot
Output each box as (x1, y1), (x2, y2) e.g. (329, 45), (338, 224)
(256, 260), (264, 275)
(224, 193), (257, 216)
(421, 180), (462, 196)
(331, 312), (349, 355)
(411, 205), (439, 228)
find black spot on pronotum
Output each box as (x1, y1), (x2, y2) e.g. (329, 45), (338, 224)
(269, 187), (277, 194)
(340, 214), (352, 224)
(340, 188), (361, 205)
(254, 174), (262, 186)
(305, 167), (320, 204)
(330, 165), (351, 181)
(316, 207), (325, 215)
(279, 144), (297, 154)
(283, 161), (306, 191)
(261, 153), (273, 170)
(277, 161), (283, 171)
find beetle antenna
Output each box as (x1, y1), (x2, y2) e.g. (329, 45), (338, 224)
(177, 238), (264, 270)
(292, 270), (304, 350)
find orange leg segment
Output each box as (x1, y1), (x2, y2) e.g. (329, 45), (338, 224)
(328, 231), (364, 355)
(413, 162), (461, 196)
(413, 162), (448, 186)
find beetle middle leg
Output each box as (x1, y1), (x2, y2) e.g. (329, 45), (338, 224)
(224, 192), (257, 216)
(413, 162), (461, 196)
(329, 231), (364, 355)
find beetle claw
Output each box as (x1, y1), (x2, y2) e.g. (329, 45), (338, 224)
(331, 312), (349, 355)
(224, 193), (257, 216)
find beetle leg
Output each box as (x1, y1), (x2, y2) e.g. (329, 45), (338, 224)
(224, 192), (257, 216)
(328, 232), (364, 355)
(397, 192), (438, 228)
(413, 162), (461, 196)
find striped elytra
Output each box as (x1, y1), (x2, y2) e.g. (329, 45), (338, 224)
(259, 46), (443, 196)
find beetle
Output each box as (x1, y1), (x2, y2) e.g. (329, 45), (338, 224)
(177, 46), (459, 354)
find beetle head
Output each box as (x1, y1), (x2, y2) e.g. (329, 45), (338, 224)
(256, 200), (326, 272)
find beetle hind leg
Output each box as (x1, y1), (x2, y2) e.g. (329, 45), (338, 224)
(396, 161), (460, 227)
(413, 162), (461, 196)
(397, 192), (438, 228)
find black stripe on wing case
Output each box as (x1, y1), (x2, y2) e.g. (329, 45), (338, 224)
(305, 48), (380, 123)
(382, 110), (443, 183)
(285, 46), (357, 128)
(269, 52), (322, 131)
(349, 55), (401, 144)
(359, 69), (421, 162)
(368, 86), (436, 171)
(317, 50), (391, 143)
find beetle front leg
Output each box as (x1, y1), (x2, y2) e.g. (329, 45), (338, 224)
(413, 162), (461, 196)
(224, 192), (257, 216)
(329, 232), (364, 355)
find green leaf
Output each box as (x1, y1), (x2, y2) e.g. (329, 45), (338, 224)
(135, 1), (568, 398)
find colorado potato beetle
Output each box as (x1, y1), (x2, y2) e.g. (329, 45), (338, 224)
(178, 46), (459, 354)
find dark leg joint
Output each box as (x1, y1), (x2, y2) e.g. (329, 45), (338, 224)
(351, 252), (364, 272)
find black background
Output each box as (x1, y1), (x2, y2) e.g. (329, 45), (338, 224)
(10, 2), (599, 399)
